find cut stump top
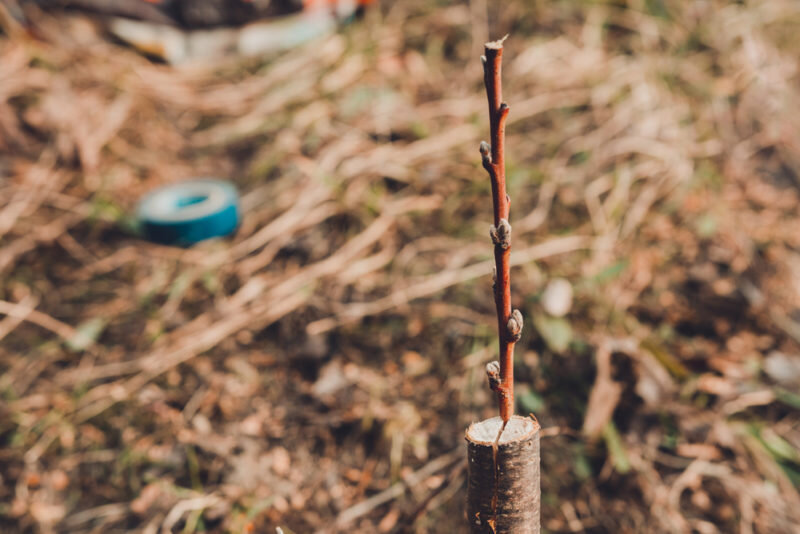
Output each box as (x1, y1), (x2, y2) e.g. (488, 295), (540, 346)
(465, 415), (539, 445)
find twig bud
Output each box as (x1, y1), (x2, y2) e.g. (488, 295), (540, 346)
(479, 141), (492, 165)
(490, 218), (511, 249)
(486, 360), (501, 391)
(507, 309), (523, 342)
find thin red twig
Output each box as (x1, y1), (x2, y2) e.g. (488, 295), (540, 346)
(480, 36), (522, 423)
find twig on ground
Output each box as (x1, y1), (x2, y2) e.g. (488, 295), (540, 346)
(330, 449), (463, 531)
(0, 298), (78, 342)
(306, 235), (589, 335)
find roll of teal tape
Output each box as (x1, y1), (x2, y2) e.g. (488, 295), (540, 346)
(137, 179), (239, 246)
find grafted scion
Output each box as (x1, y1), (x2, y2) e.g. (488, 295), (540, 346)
(479, 35), (521, 423)
(467, 35), (542, 534)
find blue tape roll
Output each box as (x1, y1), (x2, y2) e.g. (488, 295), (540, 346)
(137, 179), (240, 246)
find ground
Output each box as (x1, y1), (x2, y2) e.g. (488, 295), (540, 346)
(1, 1), (800, 533)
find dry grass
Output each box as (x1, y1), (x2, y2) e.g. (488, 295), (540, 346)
(1, 1), (800, 532)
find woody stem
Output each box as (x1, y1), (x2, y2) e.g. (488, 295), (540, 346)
(481, 37), (518, 423)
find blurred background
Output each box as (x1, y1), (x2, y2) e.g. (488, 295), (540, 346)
(1, 0), (800, 532)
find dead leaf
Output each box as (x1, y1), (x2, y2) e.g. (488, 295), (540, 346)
(378, 507), (400, 532)
(312, 360), (349, 399)
(131, 483), (163, 515)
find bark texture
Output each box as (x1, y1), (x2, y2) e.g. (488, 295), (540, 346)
(466, 415), (541, 533)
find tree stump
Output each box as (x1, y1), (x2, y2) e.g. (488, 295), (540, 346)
(466, 415), (540, 533)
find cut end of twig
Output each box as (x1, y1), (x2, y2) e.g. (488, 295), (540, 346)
(485, 35), (509, 50)
(507, 309), (523, 342)
(486, 361), (501, 391)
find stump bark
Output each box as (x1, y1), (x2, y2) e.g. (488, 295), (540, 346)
(466, 415), (540, 533)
